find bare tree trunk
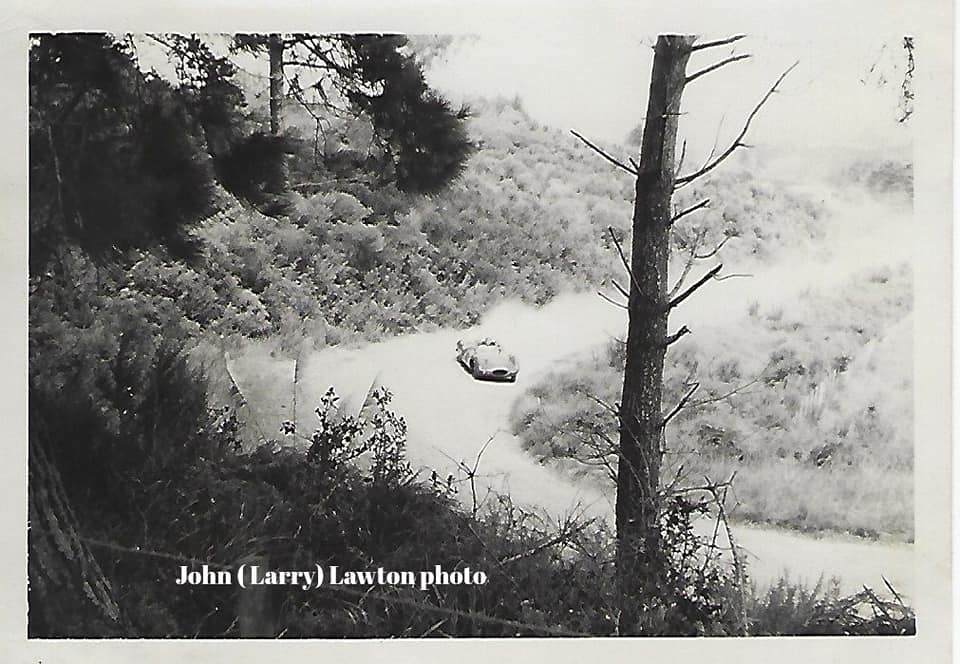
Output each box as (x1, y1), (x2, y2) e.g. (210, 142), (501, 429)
(28, 432), (129, 637)
(268, 34), (284, 135)
(616, 34), (694, 634)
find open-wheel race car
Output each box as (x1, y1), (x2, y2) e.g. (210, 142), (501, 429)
(455, 337), (519, 382)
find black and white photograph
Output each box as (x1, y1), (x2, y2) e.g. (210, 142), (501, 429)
(7, 0), (954, 658)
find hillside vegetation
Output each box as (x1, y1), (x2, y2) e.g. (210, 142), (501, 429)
(28, 34), (911, 637)
(122, 98), (827, 357)
(511, 256), (913, 539)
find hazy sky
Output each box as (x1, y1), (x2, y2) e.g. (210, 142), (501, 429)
(130, 1), (937, 167)
(424, 1), (929, 162)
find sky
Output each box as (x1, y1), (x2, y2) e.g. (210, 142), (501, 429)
(127, 0), (939, 171)
(423, 1), (925, 165)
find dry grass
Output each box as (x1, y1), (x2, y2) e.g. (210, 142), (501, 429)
(512, 265), (914, 540)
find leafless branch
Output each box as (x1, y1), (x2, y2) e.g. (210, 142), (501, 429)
(688, 372), (767, 408)
(694, 235), (730, 259)
(705, 113), (726, 164)
(610, 279), (630, 300)
(704, 472), (748, 635)
(686, 53), (751, 85)
(691, 34), (747, 52)
(668, 474), (736, 496)
(713, 272), (753, 281)
(607, 226), (640, 292)
(597, 291), (627, 310)
(675, 61), (799, 186)
(668, 263), (723, 309)
(671, 198), (710, 224)
(674, 139), (687, 177)
(663, 325), (691, 347)
(662, 382), (700, 428)
(576, 390), (620, 417)
(500, 518), (595, 565)
(570, 130), (639, 176)
(668, 228), (707, 298)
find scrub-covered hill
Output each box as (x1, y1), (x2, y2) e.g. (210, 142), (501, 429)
(124, 97), (826, 355)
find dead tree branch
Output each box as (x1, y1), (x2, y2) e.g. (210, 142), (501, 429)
(663, 325), (691, 347)
(500, 518), (596, 565)
(713, 272), (753, 281)
(671, 198), (710, 224)
(668, 228), (707, 299)
(694, 235), (730, 259)
(691, 34), (747, 52)
(674, 139), (688, 176)
(571, 130), (638, 176)
(685, 53), (751, 85)
(705, 473), (748, 635)
(597, 291), (628, 310)
(610, 279), (630, 300)
(607, 226), (640, 292)
(662, 382), (700, 428)
(668, 263), (723, 309)
(675, 61), (799, 187)
(688, 371), (767, 408)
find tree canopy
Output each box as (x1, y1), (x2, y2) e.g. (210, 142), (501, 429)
(28, 32), (473, 272)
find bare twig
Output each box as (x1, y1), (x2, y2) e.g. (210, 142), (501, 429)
(662, 382), (700, 428)
(690, 34), (747, 52)
(663, 325), (691, 347)
(670, 198), (710, 224)
(607, 226), (640, 292)
(668, 227), (707, 298)
(705, 472), (748, 635)
(882, 575), (905, 605)
(694, 235), (730, 259)
(609, 279), (630, 300)
(686, 53), (751, 85)
(571, 130), (639, 176)
(705, 113), (726, 165)
(686, 365), (772, 409)
(713, 272), (753, 281)
(597, 291), (628, 310)
(668, 263), (723, 309)
(674, 139), (687, 177)
(500, 518), (595, 565)
(676, 61), (799, 186)
(576, 390), (620, 417)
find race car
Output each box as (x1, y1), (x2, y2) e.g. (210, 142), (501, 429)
(455, 337), (519, 382)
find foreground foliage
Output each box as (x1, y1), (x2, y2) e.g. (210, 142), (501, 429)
(28, 33), (913, 637)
